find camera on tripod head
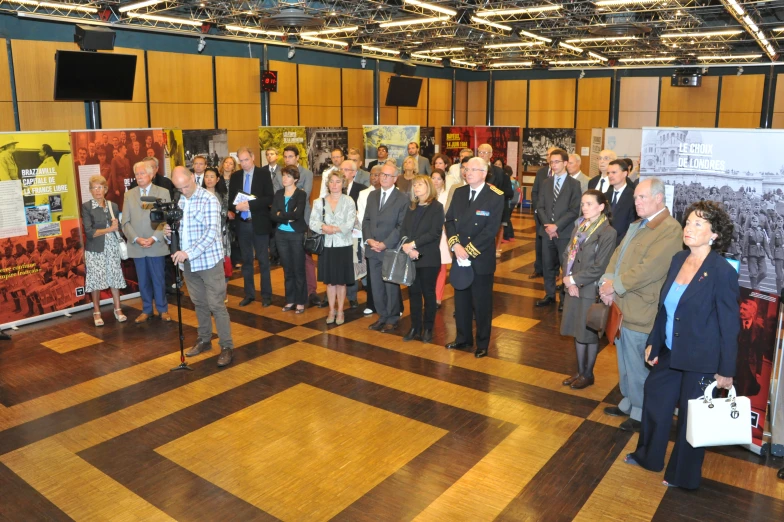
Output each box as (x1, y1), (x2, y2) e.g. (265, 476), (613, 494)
(143, 194), (183, 228)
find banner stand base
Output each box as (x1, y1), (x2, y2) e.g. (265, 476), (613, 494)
(741, 442), (767, 456)
(771, 443), (783, 457)
(1, 292), (141, 331)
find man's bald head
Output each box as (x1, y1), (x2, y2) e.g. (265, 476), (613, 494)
(598, 149), (617, 174)
(172, 166), (196, 197)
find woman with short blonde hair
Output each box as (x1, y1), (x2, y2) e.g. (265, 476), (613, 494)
(397, 156), (418, 196)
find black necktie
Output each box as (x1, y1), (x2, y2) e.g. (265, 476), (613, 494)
(612, 191), (618, 208)
(379, 191), (387, 211)
(469, 190), (476, 203)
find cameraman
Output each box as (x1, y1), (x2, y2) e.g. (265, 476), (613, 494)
(165, 166), (234, 367)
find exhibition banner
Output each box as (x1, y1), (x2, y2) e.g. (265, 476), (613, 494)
(70, 128), (170, 212)
(523, 128), (576, 169)
(474, 126), (521, 176)
(0, 131), (89, 328)
(363, 125), (420, 168)
(640, 126), (784, 448)
(306, 127), (348, 175)
(589, 127), (603, 178)
(182, 129), (229, 170)
(604, 128), (642, 177)
(442, 126), (474, 165)
(164, 128), (185, 176)
(420, 127), (436, 163)
(258, 127), (308, 169)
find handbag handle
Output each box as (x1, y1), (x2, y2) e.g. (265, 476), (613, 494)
(106, 202), (123, 242)
(701, 381), (738, 403)
(394, 236), (408, 252)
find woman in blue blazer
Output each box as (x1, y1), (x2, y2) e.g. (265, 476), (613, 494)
(626, 201), (739, 490)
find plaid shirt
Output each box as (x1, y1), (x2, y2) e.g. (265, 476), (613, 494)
(177, 186), (223, 272)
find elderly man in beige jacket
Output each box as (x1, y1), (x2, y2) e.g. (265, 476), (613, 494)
(598, 177), (683, 433)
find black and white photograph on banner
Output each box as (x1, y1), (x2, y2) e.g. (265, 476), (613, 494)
(48, 194), (62, 213)
(522, 128), (575, 168)
(639, 127), (784, 295)
(306, 127), (348, 175)
(25, 204), (50, 225)
(182, 129), (229, 169)
(419, 127), (435, 163)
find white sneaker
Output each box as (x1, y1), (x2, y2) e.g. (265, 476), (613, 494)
(363, 308), (373, 315)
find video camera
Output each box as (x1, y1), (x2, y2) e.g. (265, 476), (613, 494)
(142, 193), (182, 228)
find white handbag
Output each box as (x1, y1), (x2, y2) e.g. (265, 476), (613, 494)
(107, 203), (129, 261)
(686, 381), (752, 448)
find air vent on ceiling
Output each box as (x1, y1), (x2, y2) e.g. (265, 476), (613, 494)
(259, 8), (324, 28)
(589, 13), (652, 37)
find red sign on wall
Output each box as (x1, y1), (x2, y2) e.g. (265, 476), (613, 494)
(261, 70), (278, 93)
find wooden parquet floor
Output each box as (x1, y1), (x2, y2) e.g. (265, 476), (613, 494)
(1, 212), (783, 521)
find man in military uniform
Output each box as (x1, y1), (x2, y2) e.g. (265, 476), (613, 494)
(743, 215), (771, 289)
(772, 215), (784, 293)
(444, 157), (504, 358)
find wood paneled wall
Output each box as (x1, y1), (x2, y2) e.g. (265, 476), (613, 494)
(493, 80), (527, 128)
(0, 43), (15, 131)
(774, 74), (784, 129)
(528, 79), (576, 128)
(618, 77), (659, 128)
(342, 68), (374, 154)
(467, 82), (486, 125)
(718, 74), (764, 129)
(147, 51), (213, 129)
(269, 60), (298, 126)
(576, 77), (611, 156)
(427, 78), (452, 145)
(659, 76), (719, 128)
(216, 56), (261, 160)
(298, 64), (341, 128)
(455, 81), (467, 125)
(11, 40), (86, 131)
(101, 47), (148, 129)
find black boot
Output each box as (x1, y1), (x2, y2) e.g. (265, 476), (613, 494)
(403, 328), (421, 342)
(421, 329), (432, 343)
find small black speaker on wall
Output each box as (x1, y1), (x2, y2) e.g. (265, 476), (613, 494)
(393, 62), (416, 77)
(74, 25), (116, 51)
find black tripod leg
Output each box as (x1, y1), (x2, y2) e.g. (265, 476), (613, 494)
(169, 229), (193, 372)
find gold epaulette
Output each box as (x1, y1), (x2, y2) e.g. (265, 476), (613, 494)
(448, 235), (460, 248)
(489, 185), (504, 196)
(466, 242), (481, 258)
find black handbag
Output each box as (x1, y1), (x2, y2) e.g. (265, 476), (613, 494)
(303, 198), (325, 255)
(382, 236), (416, 286)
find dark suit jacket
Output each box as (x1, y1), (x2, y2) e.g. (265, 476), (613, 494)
(561, 219), (617, 299)
(228, 166), (275, 235)
(530, 166), (550, 231)
(81, 200), (120, 253)
(487, 165), (513, 201)
(362, 187), (408, 260)
(648, 250), (740, 376)
(270, 188), (307, 233)
(347, 181), (368, 205)
(535, 175), (581, 238)
(400, 201), (445, 268)
(605, 180), (638, 246)
(129, 173), (175, 200)
(368, 159), (380, 170)
(588, 174), (610, 192)
(445, 184), (504, 275)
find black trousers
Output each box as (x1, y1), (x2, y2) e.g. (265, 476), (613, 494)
(277, 230), (306, 306)
(236, 219), (272, 300)
(631, 348), (713, 490)
(534, 226), (543, 273)
(364, 271), (375, 312)
(454, 272), (494, 349)
(408, 266), (439, 331)
(541, 233), (569, 298)
(369, 256), (401, 324)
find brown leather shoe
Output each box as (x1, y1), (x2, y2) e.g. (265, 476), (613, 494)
(134, 313), (150, 324)
(185, 340), (212, 357)
(160, 312), (172, 322)
(380, 323), (399, 333)
(562, 374), (581, 386)
(570, 375), (595, 390)
(217, 347), (233, 367)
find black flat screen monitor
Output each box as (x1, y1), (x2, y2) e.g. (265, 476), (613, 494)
(54, 50), (137, 101)
(385, 76), (423, 107)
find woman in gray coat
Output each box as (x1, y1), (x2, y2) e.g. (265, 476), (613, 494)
(560, 189), (617, 390)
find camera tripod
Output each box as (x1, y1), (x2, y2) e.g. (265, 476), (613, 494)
(168, 224), (192, 372)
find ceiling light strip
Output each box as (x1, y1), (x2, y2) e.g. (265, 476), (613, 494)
(361, 45), (400, 55)
(379, 16), (449, 28)
(661, 29), (744, 38)
(117, 0), (163, 13)
(588, 51), (608, 61)
(11, 0), (99, 12)
(128, 12), (202, 26)
(697, 54), (762, 60)
(565, 36), (637, 43)
(720, 0), (778, 59)
(490, 61), (533, 67)
(618, 56), (676, 63)
(451, 59), (476, 67)
(300, 26), (358, 36)
(403, 0), (457, 17)
(417, 46), (464, 54)
(726, 0), (745, 15)
(471, 16), (512, 31)
(559, 42), (583, 52)
(477, 5), (562, 17)
(550, 60), (601, 65)
(594, 0), (662, 6)
(225, 24), (285, 37)
(484, 41), (543, 49)
(300, 35), (349, 47)
(410, 52), (442, 62)
(519, 30), (552, 43)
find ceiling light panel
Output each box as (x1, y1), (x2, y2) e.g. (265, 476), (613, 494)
(403, 0), (457, 17)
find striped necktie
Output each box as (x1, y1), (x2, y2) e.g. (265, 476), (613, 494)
(553, 176), (562, 200)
